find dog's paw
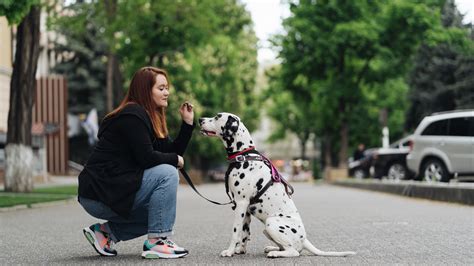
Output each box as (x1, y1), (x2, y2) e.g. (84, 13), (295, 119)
(264, 246), (280, 253)
(220, 249), (234, 257)
(234, 246), (246, 254)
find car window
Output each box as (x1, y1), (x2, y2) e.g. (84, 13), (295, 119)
(421, 119), (448, 136)
(448, 117), (471, 137)
(469, 117), (474, 137)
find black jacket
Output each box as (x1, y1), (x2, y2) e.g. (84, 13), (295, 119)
(78, 104), (194, 217)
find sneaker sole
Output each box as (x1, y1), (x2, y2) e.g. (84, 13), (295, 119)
(83, 227), (116, 257)
(141, 250), (188, 259)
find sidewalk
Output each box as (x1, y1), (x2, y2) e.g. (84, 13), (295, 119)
(332, 178), (474, 205)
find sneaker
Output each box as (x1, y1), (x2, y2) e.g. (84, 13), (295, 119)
(142, 238), (189, 259)
(83, 223), (117, 256)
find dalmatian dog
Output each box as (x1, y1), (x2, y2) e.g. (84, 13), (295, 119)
(199, 112), (356, 258)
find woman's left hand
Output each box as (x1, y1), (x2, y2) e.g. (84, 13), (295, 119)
(180, 101), (194, 125)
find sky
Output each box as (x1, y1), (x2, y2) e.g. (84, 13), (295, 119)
(241, 0), (474, 64)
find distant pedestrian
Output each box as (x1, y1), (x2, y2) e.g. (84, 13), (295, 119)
(78, 66), (194, 259)
(353, 143), (365, 161)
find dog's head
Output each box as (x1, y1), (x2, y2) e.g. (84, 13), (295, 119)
(199, 112), (254, 154)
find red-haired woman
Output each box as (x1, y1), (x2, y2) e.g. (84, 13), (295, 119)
(78, 67), (193, 259)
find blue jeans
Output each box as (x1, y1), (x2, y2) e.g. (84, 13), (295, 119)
(79, 164), (179, 242)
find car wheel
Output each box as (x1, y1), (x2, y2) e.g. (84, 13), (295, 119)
(421, 159), (449, 182)
(386, 163), (407, 181)
(354, 169), (365, 179)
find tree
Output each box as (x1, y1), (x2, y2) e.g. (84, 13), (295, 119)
(271, 0), (454, 168)
(49, 0), (260, 174)
(51, 1), (108, 115)
(0, 0), (41, 192)
(405, 0), (474, 130)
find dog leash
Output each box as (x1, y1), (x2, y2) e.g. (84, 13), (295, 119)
(179, 168), (234, 205)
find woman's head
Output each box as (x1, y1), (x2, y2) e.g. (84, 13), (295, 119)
(127, 67), (170, 109)
(107, 66), (170, 138)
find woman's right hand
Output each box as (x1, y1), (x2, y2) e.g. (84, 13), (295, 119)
(177, 155), (184, 169)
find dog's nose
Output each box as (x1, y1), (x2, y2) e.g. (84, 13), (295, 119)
(198, 118), (204, 125)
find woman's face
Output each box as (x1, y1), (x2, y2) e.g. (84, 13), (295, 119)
(152, 74), (170, 108)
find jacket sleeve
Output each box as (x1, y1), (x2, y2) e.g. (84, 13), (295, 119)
(118, 114), (178, 169)
(161, 121), (195, 156)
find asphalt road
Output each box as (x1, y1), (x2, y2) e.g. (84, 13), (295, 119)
(1, 182), (473, 265)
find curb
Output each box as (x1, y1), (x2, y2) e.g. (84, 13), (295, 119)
(331, 179), (474, 206)
(0, 197), (76, 213)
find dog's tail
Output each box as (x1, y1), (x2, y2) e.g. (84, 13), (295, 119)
(303, 239), (356, 257)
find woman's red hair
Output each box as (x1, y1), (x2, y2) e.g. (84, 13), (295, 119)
(106, 66), (169, 138)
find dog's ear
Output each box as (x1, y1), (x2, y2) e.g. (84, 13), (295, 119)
(223, 115), (240, 138)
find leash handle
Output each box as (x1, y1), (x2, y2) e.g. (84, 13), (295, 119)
(179, 168), (233, 206)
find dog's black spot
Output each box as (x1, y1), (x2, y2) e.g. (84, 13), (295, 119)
(285, 225), (289, 228)
(232, 205), (236, 210)
(235, 163), (242, 169)
(234, 227), (236, 232)
(279, 226), (285, 230)
(242, 237), (247, 243)
(279, 214), (283, 217)
(243, 223), (249, 232)
(249, 206), (256, 214)
(250, 168), (254, 171)
(258, 209), (262, 214)
(279, 230), (284, 233)
(231, 192), (234, 198)
(300, 235), (304, 239)
(286, 216), (291, 218)
(234, 181), (239, 186)
(250, 140), (253, 144)
(240, 173), (245, 179)
(243, 195), (245, 198)
(241, 213), (244, 218)
(217, 114), (223, 118)
(243, 162), (249, 169)
(236, 141), (243, 150)
(291, 228), (297, 233)
(238, 191), (241, 195)
(256, 178), (264, 190)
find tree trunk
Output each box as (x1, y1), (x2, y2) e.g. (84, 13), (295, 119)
(5, 6), (41, 192)
(338, 98), (348, 168)
(106, 53), (114, 112)
(298, 131), (309, 159)
(104, 0), (122, 112)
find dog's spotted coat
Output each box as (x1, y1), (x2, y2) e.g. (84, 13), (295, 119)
(199, 113), (356, 258)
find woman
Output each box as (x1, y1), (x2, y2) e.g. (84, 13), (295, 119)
(78, 66), (194, 259)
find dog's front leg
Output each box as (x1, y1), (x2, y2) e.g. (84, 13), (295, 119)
(221, 200), (249, 257)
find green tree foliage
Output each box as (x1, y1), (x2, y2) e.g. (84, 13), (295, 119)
(269, 0), (456, 167)
(50, 2), (108, 115)
(405, 0), (474, 130)
(50, 0), (259, 172)
(0, 0), (38, 24)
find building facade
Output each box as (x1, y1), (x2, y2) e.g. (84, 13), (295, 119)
(0, 17), (12, 133)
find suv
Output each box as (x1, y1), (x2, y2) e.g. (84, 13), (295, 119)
(406, 110), (474, 182)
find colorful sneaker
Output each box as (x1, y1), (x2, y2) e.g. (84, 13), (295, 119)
(83, 223), (117, 256)
(142, 238), (189, 259)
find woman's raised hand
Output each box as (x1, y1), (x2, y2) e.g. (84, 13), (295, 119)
(179, 102), (194, 125)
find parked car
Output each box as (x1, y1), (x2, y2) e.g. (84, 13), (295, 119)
(348, 148), (377, 179)
(348, 136), (414, 180)
(406, 110), (474, 182)
(372, 136), (414, 180)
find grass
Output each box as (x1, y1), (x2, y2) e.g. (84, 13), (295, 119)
(0, 185), (77, 208)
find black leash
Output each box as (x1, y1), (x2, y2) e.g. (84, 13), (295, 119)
(179, 168), (234, 205)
